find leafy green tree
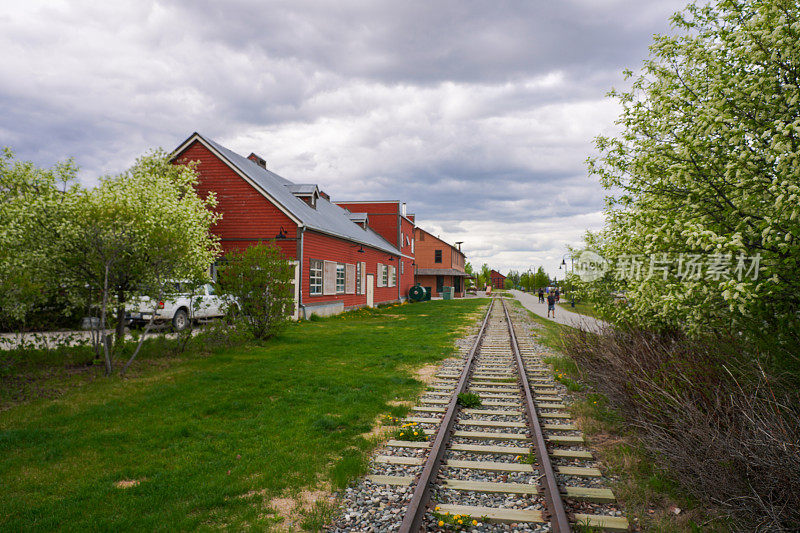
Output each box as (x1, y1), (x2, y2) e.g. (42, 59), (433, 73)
(11, 150), (221, 374)
(479, 263), (491, 289)
(0, 148), (78, 331)
(218, 243), (295, 340)
(533, 266), (550, 290)
(519, 271), (530, 291)
(587, 0), (800, 363)
(505, 270), (520, 289)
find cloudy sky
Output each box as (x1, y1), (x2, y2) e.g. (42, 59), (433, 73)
(0, 0), (687, 276)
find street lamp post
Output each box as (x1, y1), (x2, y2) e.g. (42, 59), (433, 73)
(559, 253), (575, 308)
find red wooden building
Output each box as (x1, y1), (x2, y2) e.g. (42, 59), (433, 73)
(332, 200), (416, 299)
(490, 269), (506, 289)
(171, 132), (414, 318)
(413, 227), (468, 298)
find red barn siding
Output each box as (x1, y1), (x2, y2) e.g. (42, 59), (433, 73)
(335, 202), (398, 215)
(360, 213), (398, 248)
(302, 230), (401, 308)
(490, 270), (506, 289)
(174, 140), (298, 258)
(397, 257), (414, 300)
(334, 202), (402, 248)
(400, 217), (414, 257)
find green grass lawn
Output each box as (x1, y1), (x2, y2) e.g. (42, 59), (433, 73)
(0, 299), (487, 531)
(558, 300), (600, 319)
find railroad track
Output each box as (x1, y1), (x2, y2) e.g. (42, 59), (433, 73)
(351, 298), (629, 532)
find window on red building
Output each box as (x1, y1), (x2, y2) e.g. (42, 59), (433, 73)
(310, 260), (323, 295)
(336, 263), (346, 293)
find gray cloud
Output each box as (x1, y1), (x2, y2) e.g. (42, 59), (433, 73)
(0, 0), (686, 274)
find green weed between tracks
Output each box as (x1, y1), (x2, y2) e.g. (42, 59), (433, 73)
(0, 298), (488, 531)
(456, 392), (482, 408)
(393, 421), (428, 442)
(431, 506), (485, 530)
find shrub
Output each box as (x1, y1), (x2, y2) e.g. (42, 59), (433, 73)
(431, 507), (483, 530)
(564, 325), (800, 531)
(457, 392), (482, 408)
(217, 243), (295, 340)
(394, 422), (427, 441)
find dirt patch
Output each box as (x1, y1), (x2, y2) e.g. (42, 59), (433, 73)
(299, 489), (333, 508)
(413, 363), (440, 385)
(387, 399), (414, 407)
(270, 496), (295, 515)
(361, 413), (397, 440)
(266, 486), (337, 532)
(114, 478), (144, 489)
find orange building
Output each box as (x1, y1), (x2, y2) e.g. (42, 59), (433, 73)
(413, 228), (468, 298)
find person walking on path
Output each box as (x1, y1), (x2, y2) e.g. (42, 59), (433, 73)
(555, 288), (560, 303)
(538, 288), (544, 303)
(547, 290), (557, 318)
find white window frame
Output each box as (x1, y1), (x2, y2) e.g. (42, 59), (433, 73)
(389, 265), (396, 287)
(336, 263), (346, 294)
(382, 264), (389, 287)
(310, 259), (323, 296)
(377, 263), (385, 287)
(356, 262), (362, 294)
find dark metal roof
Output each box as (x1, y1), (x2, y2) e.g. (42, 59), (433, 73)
(415, 268), (470, 277)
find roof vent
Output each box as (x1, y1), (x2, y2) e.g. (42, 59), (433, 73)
(348, 212), (369, 230)
(247, 153), (267, 169)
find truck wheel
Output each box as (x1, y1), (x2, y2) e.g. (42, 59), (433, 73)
(172, 308), (189, 331)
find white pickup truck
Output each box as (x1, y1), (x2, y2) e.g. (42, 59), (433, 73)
(126, 282), (228, 331)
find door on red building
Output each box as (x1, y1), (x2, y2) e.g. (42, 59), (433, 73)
(366, 274), (374, 307)
(436, 276), (444, 294)
(454, 276), (461, 293)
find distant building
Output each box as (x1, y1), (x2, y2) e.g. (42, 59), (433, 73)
(170, 132), (415, 318)
(413, 228), (468, 298)
(490, 269), (506, 289)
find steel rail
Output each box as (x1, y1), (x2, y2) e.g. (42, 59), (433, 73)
(398, 298), (496, 533)
(501, 298), (572, 533)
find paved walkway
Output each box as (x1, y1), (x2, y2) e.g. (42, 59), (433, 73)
(508, 289), (608, 333)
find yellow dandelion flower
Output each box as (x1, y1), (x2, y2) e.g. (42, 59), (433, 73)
(435, 506), (440, 511)
(400, 432), (404, 436)
(458, 519), (463, 524)
(438, 521), (444, 527)
(473, 520), (478, 525)
(414, 432), (418, 435)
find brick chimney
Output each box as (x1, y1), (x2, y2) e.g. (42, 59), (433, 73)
(247, 152), (267, 169)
